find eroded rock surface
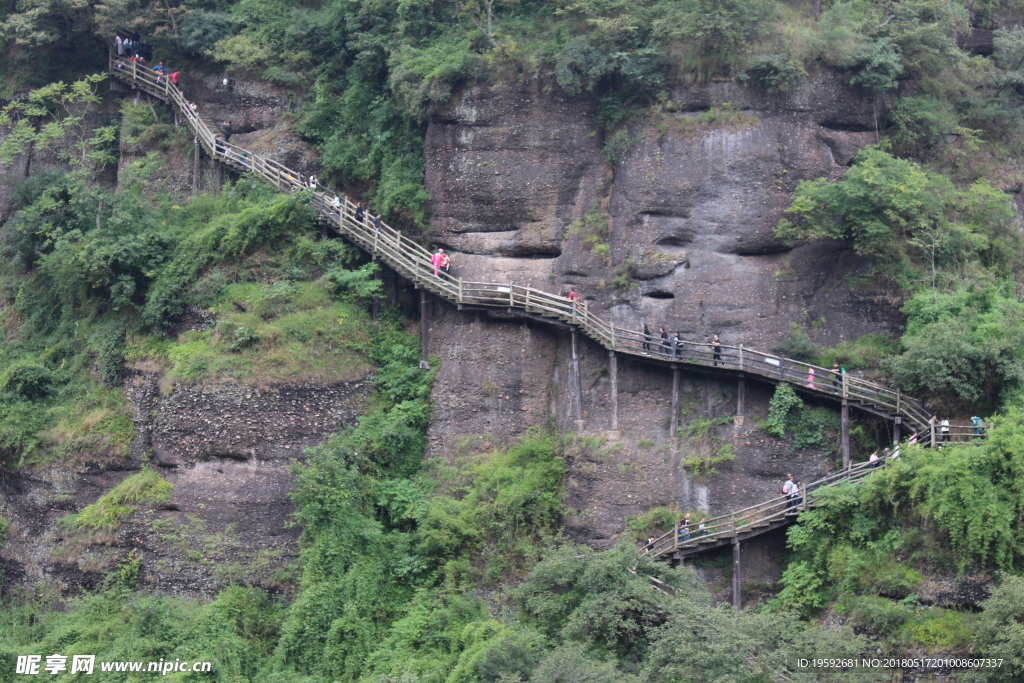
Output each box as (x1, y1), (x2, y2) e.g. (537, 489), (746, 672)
(0, 376), (369, 599)
(422, 71), (899, 546)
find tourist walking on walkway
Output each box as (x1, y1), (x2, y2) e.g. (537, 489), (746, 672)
(672, 331), (684, 360)
(355, 202), (365, 223)
(430, 249), (445, 277)
(660, 327), (670, 356)
(787, 480), (801, 511)
(807, 367), (815, 388)
(782, 473), (794, 497)
(641, 323), (651, 354)
(831, 362), (841, 394)
(972, 415), (984, 437)
(568, 289), (580, 317)
(712, 334), (722, 365)
(940, 417), (950, 443)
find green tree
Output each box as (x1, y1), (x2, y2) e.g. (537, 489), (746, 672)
(973, 575), (1024, 680)
(883, 285), (1024, 405)
(0, 74), (108, 168)
(776, 147), (948, 267)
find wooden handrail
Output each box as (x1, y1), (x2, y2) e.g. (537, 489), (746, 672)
(642, 429), (990, 559)
(107, 53), (953, 438)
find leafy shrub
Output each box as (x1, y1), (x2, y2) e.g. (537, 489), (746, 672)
(883, 285), (1024, 406)
(902, 608), (975, 651)
(1, 362), (56, 400)
(890, 95), (964, 156)
(762, 384), (801, 437)
(974, 575), (1024, 679)
(94, 325), (126, 385)
(743, 52), (807, 93)
(674, 0), (772, 80)
(844, 39), (903, 92)
(178, 9), (237, 57)
(556, 36), (615, 95)
(776, 147), (948, 268)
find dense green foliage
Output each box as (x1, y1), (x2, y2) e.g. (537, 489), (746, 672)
(8, 0), (1024, 678)
(776, 410), (1024, 623)
(761, 384), (848, 454)
(0, 579), (287, 682)
(0, 166), (326, 466)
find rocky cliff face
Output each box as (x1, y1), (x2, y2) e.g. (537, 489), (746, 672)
(0, 372), (369, 599)
(422, 71), (899, 545)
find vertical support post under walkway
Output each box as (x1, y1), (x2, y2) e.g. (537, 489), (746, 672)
(192, 137), (200, 195)
(893, 418), (901, 447)
(608, 351), (618, 433)
(571, 330), (584, 424)
(736, 374), (745, 418)
(669, 366), (680, 438)
(841, 400), (850, 470)
(732, 539), (742, 609)
(419, 289), (430, 370)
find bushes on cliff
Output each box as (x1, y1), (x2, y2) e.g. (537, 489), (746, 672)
(883, 284), (1024, 406)
(0, 584), (287, 681)
(777, 147), (1016, 279)
(777, 411), (1024, 616)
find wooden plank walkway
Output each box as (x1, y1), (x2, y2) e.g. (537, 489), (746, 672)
(644, 449), (898, 561)
(106, 55), (935, 433)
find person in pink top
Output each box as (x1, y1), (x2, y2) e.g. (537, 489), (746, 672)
(431, 249), (444, 277)
(807, 367), (815, 388)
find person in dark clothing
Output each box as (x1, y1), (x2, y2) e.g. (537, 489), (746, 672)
(355, 202), (365, 223)
(222, 121), (233, 142)
(712, 334), (722, 365)
(672, 331), (684, 360)
(373, 213), (382, 232)
(641, 323), (651, 353)
(831, 361), (841, 394)
(660, 327), (670, 357)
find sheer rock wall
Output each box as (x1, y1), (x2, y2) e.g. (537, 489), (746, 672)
(422, 71), (899, 545)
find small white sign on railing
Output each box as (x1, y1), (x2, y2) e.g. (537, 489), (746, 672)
(764, 357), (781, 367)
